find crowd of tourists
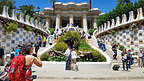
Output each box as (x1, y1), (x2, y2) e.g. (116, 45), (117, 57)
(0, 34), (55, 81)
(97, 38), (144, 71)
(0, 42), (42, 81)
(112, 44), (144, 71)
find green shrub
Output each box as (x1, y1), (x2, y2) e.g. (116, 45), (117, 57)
(93, 51), (106, 62)
(78, 39), (94, 52)
(41, 53), (49, 61)
(3, 22), (18, 33)
(49, 28), (54, 35)
(57, 36), (64, 43)
(109, 29), (116, 35)
(59, 31), (81, 49)
(65, 31), (81, 49)
(23, 25), (32, 31)
(53, 42), (68, 51)
(88, 28), (95, 35)
(119, 45), (125, 51)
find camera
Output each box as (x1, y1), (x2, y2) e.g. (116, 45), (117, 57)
(33, 53), (37, 57)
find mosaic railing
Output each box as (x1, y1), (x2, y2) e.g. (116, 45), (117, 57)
(0, 6), (49, 34)
(94, 8), (144, 36)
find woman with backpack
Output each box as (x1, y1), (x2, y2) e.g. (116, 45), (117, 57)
(9, 43), (42, 81)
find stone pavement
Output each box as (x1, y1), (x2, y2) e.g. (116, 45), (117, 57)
(32, 62), (144, 80)
(34, 79), (144, 81)
(31, 37), (144, 80)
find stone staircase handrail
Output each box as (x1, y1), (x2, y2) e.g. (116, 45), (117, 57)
(0, 6), (50, 34)
(94, 8), (144, 37)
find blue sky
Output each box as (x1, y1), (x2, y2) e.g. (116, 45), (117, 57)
(15, 0), (135, 13)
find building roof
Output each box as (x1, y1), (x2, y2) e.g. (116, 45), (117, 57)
(43, 2), (101, 16)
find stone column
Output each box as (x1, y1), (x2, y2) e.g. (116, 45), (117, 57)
(93, 18), (97, 28)
(69, 14), (74, 27)
(55, 14), (60, 30)
(83, 14), (88, 32)
(3, 6), (9, 18)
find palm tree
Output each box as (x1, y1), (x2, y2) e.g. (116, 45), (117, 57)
(19, 5), (36, 17)
(90, 0), (91, 10)
(50, 0), (56, 14)
(90, 0), (92, 28)
(0, 0), (16, 9)
(0, 0), (16, 16)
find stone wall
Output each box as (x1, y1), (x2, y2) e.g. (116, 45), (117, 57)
(0, 23), (40, 53)
(100, 25), (144, 54)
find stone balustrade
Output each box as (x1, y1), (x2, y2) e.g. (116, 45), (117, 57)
(95, 8), (144, 36)
(0, 6), (49, 34)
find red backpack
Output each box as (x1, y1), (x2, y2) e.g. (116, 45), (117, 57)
(8, 55), (26, 81)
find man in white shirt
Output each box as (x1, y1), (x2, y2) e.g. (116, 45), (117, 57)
(71, 48), (78, 71)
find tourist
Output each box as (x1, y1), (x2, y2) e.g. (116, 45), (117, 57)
(78, 29), (81, 35)
(112, 43), (117, 60)
(10, 48), (15, 60)
(61, 29), (64, 36)
(34, 41), (40, 54)
(139, 49), (143, 68)
(54, 33), (57, 39)
(48, 35), (53, 45)
(38, 36), (42, 47)
(82, 31), (86, 39)
(43, 36), (47, 47)
(127, 49), (133, 69)
(71, 48), (78, 71)
(142, 49), (144, 67)
(121, 49), (129, 71)
(64, 48), (71, 70)
(14, 45), (20, 57)
(101, 39), (106, 52)
(9, 43), (42, 81)
(0, 46), (4, 66)
(97, 38), (101, 48)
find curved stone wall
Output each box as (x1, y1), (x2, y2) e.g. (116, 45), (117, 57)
(0, 24), (42, 53)
(0, 6), (49, 34)
(94, 8), (144, 36)
(100, 25), (144, 54)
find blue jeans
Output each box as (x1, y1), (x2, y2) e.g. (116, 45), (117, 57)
(101, 44), (106, 51)
(128, 58), (133, 69)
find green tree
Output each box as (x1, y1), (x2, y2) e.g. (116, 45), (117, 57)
(0, 0), (16, 14)
(0, 0), (16, 8)
(19, 5), (36, 17)
(116, 0), (131, 8)
(97, 0), (135, 27)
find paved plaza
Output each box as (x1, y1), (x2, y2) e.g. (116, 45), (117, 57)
(34, 79), (144, 81)
(32, 62), (144, 80)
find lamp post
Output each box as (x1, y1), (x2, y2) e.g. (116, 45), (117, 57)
(90, 0), (92, 29)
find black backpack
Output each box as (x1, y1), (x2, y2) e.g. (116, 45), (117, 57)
(112, 65), (120, 71)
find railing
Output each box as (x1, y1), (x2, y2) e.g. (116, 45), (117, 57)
(0, 6), (49, 34)
(94, 8), (144, 36)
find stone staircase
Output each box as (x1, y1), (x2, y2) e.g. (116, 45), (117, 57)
(87, 36), (123, 69)
(37, 41), (56, 55)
